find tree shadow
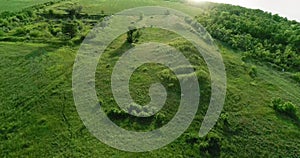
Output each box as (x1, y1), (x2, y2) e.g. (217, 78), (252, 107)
(25, 44), (63, 60)
(108, 41), (132, 58)
(275, 112), (300, 128)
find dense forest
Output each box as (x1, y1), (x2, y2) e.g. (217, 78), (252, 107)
(197, 4), (300, 72)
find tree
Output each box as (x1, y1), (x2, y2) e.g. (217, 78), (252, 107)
(126, 26), (140, 43)
(272, 98), (297, 118)
(199, 132), (221, 157)
(62, 22), (77, 39)
(48, 9), (54, 18)
(66, 5), (83, 19)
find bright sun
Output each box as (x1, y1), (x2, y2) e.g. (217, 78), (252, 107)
(193, 0), (204, 1)
(188, 0), (210, 3)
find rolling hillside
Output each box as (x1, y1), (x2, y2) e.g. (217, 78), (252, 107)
(0, 0), (299, 157)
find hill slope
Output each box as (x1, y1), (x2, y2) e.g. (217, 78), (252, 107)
(0, 0), (299, 157)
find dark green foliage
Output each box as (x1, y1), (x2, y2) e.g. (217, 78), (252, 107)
(107, 107), (127, 119)
(220, 112), (230, 129)
(0, 30), (4, 36)
(248, 65), (257, 78)
(48, 9), (54, 18)
(154, 113), (166, 127)
(48, 25), (61, 36)
(106, 107), (167, 131)
(272, 98), (297, 118)
(65, 5), (83, 19)
(197, 4), (300, 71)
(13, 27), (28, 36)
(29, 30), (42, 37)
(291, 72), (300, 83)
(126, 26), (141, 43)
(199, 132), (222, 157)
(0, 19), (9, 27)
(62, 22), (78, 39)
(0, 11), (16, 19)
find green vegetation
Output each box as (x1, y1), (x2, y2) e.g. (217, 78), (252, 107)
(126, 26), (141, 43)
(0, 0), (299, 157)
(0, 0), (59, 12)
(272, 98), (297, 118)
(199, 132), (222, 157)
(197, 4), (300, 72)
(292, 72), (300, 83)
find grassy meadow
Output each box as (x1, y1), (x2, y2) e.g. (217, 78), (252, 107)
(0, 0), (299, 157)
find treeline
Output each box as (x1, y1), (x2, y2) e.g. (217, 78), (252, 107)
(0, 1), (104, 44)
(1, 1), (299, 71)
(197, 4), (300, 71)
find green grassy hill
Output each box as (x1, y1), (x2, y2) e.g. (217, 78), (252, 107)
(0, 0), (60, 12)
(0, 0), (299, 157)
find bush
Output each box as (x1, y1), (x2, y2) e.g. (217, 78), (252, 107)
(154, 113), (166, 127)
(248, 65), (257, 78)
(29, 30), (42, 38)
(107, 108), (127, 119)
(13, 27), (28, 36)
(126, 26), (141, 43)
(0, 30), (4, 36)
(159, 69), (176, 82)
(199, 132), (221, 156)
(272, 98), (297, 117)
(49, 26), (61, 37)
(0, 19), (9, 27)
(62, 22), (78, 39)
(291, 72), (300, 83)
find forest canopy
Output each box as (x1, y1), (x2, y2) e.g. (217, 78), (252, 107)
(197, 4), (300, 71)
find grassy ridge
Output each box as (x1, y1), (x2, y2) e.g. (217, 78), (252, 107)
(0, 0), (299, 157)
(0, 0), (59, 12)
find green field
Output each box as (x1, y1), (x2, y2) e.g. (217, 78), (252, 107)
(0, 0), (299, 157)
(0, 0), (60, 12)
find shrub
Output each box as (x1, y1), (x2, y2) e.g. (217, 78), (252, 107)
(0, 19), (9, 27)
(49, 27), (61, 36)
(185, 133), (200, 145)
(154, 113), (166, 127)
(272, 98), (297, 117)
(291, 72), (300, 83)
(0, 30), (4, 36)
(126, 26), (141, 43)
(62, 22), (78, 39)
(16, 13), (27, 21)
(199, 132), (221, 156)
(107, 108), (127, 119)
(248, 65), (257, 78)
(29, 30), (42, 38)
(66, 5), (83, 19)
(14, 27), (28, 36)
(159, 69), (176, 82)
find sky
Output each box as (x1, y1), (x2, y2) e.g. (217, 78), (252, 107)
(191, 0), (299, 22)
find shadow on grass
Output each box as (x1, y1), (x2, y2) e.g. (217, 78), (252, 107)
(24, 43), (65, 59)
(275, 112), (300, 128)
(108, 41), (133, 58)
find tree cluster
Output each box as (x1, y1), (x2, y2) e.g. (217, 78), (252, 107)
(197, 4), (300, 71)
